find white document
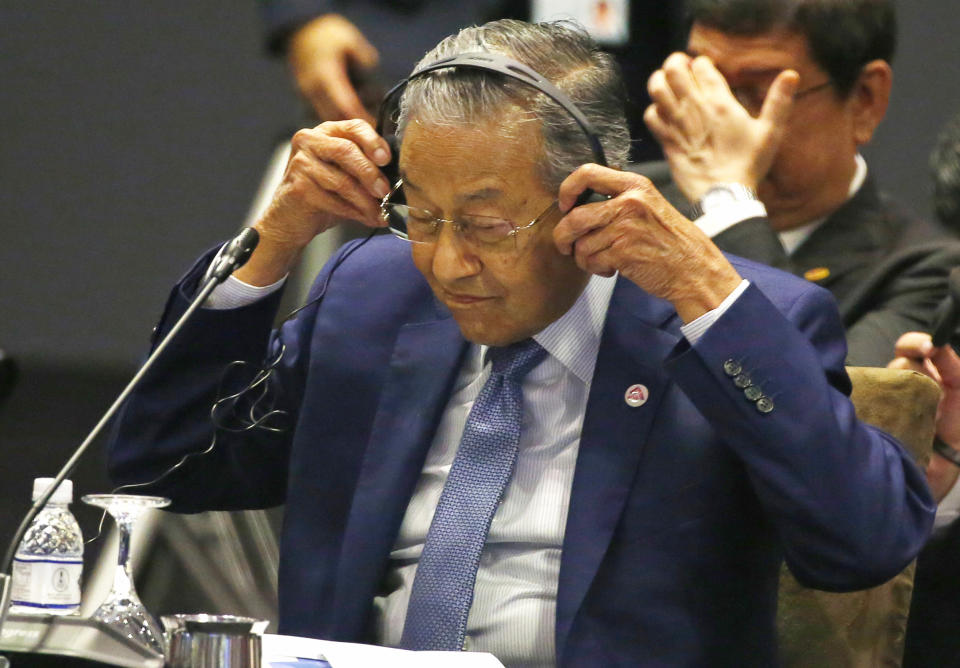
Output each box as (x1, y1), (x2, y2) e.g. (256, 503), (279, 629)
(262, 633), (506, 668)
(531, 0), (630, 45)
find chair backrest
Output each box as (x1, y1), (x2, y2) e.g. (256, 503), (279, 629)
(777, 367), (941, 668)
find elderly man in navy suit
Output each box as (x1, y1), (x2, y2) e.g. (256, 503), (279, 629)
(109, 19), (933, 667)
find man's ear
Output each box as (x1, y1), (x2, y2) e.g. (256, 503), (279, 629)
(850, 59), (893, 146)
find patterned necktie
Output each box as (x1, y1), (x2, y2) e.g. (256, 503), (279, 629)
(400, 338), (548, 651)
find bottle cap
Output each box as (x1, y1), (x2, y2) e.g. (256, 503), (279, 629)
(32, 478), (72, 504)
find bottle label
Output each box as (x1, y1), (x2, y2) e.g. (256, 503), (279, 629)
(11, 556), (82, 610)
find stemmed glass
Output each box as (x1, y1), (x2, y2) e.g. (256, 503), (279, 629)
(82, 494), (170, 655)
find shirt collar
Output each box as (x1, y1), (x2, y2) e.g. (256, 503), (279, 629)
(778, 153), (868, 255)
(473, 273), (617, 386)
(533, 273), (617, 384)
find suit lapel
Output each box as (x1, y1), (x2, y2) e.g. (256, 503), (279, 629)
(333, 316), (467, 638)
(790, 177), (894, 311)
(329, 279), (684, 649)
(555, 280), (680, 661)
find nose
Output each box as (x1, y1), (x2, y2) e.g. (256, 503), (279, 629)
(430, 223), (483, 283)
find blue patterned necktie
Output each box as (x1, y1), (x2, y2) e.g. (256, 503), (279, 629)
(399, 338), (548, 651)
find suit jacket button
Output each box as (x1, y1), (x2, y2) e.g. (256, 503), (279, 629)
(756, 396), (775, 414)
(744, 385), (763, 402)
(734, 373), (752, 389)
(723, 359), (742, 377)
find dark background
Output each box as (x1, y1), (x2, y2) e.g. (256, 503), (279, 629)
(0, 1), (297, 569)
(0, 0), (958, 569)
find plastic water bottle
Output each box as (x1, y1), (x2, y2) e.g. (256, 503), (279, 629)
(10, 478), (83, 615)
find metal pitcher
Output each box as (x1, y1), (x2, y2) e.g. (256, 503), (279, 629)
(161, 614), (268, 668)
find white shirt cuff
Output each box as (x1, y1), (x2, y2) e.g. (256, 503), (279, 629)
(695, 200), (768, 238)
(680, 279), (750, 344)
(934, 470), (960, 532)
(204, 274), (287, 309)
(201, 244), (286, 310)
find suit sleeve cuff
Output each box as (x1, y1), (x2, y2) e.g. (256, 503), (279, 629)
(202, 244), (287, 310)
(680, 279), (750, 344)
(696, 200), (768, 238)
(934, 470), (960, 532)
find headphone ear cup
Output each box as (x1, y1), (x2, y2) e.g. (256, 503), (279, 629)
(573, 188), (609, 208)
(381, 134), (400, 186)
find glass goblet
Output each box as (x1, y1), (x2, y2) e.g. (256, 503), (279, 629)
(81, 493), (170, 655)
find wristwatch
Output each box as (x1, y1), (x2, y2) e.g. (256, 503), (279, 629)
(934, 437), (960, 468)
(697, 183), (759, 217)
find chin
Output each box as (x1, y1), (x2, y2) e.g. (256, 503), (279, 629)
(453, 316), (533, 348)
(458, 328), (526, 347)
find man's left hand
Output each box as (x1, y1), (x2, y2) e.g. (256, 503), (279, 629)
(554, 164), (743, 323)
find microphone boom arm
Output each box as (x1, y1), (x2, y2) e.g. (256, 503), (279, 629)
(0, 227), (259, 635)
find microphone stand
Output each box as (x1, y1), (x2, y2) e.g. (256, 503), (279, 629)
(0, 228), (259, 640)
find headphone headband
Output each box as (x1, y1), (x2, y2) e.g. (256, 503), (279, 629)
(376, 52), (608, 169)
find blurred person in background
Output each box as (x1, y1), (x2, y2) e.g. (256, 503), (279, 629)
(931, 110), (960, 236)
(644, 0), (960, 367)
(257, 0), (685, 161)
(889, 110), (960, 667)
(889, 331), (960, 666)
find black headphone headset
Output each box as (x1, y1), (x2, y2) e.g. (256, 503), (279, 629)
(375, 52), (609, 208)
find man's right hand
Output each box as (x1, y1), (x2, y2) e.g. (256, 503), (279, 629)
(287, 14), (380, 124)
(644, 53), (797, 203)
(236, 120), (392, 286)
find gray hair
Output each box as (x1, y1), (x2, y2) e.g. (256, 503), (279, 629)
(395, 19), (631, 191)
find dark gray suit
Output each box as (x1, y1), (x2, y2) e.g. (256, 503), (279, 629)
(716, 177), (960, 367)
(635, 161), (960, 368)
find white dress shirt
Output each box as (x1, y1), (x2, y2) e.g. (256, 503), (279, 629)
(367, 274), (745, 666)
(693, 153), (868, 256)
(370, 273), (615, 666)
(935, 467), (960, 531)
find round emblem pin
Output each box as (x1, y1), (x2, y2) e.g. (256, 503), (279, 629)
(624, 384), (649, 407)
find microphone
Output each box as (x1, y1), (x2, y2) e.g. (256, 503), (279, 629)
(210, 226), (260, 282)
(0, 228), (259, 633)
(930, 267), (960, 347)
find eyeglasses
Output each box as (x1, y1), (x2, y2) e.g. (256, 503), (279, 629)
(731, 79), (833, 117)
(380, 179), (557, 248)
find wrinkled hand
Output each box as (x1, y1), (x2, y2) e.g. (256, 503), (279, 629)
(237, 119), (392, 286)
(889, 331), (960, 502)
(644, 53), (798, 203)
(553, 164), (742, 323)
(287, 14), (379, 124)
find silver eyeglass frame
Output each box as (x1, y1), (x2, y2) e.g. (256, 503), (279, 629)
(379, 178), (556, 246)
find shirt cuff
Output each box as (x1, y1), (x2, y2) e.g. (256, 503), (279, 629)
(202, 244), (287, 310)
(695, 200), (768, 238)
(934, 470), (960, 532)
(680, 279), (750, 344)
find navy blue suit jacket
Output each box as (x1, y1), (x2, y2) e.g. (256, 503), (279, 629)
(109, 235), (934, 666)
